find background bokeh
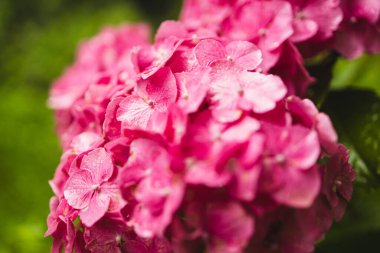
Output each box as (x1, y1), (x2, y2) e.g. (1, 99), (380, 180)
(0, 0), (379, 252)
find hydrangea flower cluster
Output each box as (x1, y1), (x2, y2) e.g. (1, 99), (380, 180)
(45, 0), (373, 252)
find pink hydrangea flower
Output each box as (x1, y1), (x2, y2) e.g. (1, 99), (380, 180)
(322, 145), (356, 220)
(47, 2), (359, 251)
(77, 24), (151, 72)
(137, 37), (183, 79)
(259, 123), (321, 207)
(183, 112), (261, 187)
(194, 39), (286, 121)
(171, 199), (254, 253)
(48, 65), (95, 110)
(271, 41), (314, 96)
(174, 69), (209, 113)
(64, 148), (120, 227)
(180, 0), (234, 32)
(84, 217), (171, 253)
(120, 139), (184, 238)
(288, 0), (343, 42)
(335, 0), (380, 58)
(208, 63), (286, 121)
(286, 96), (338, 154)
(45, 197), (79, 253)
(116, 67), (177, 134)
(195, 39), (262, 71)
(222, 0), (294, 70)
(205, 201), (255, 253)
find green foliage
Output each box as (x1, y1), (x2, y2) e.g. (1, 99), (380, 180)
(332, 55), (380, 96)
(0, 1), (144, 91)
(0, 0), (146, 252)
(324, 90), (380, 186)
(317, 187), (380, 253)
(318, 67), (380, 252)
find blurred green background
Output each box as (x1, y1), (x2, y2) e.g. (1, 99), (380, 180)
(0, 0), (379, 252)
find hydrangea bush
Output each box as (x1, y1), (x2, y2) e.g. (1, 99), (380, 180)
(46, 0), (379, 252)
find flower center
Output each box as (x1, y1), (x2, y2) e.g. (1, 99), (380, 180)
(258, 28), (267, 37)
(92, 183), (100, 191)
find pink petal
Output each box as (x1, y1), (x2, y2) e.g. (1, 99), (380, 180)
(335, 24), (366, 59)
(225, 40), (262, 70)
(195, 39), (226, 66)
(131, 177), (184, 238)
(221, 116), (260, 142)
(240, 72), (287, 113)
(156, 20), (189, 41)
(273, 166), (321, 208)
(349, 0), (380, 24)
(303, 0), (343, 40)
(145, 67), (177, 109)
(185, 160), (232, 187)
(175, 69), (209, 113)
(241, 133), (266, 166)
(121, 139), (170, 187)
(81, 148), (114, 183)
(291, 18), (318, 42)
(286, 96), (318, 127)
(208, 62), (241, 110)
(116, 95), (154, 131)
(70, 131), (103, 155)
(206, 202), (254, 253)
(140, 38), (183, 79)
(64, 169), (94, 209)
(316, 113), (338, 154)
(212, 108), (243, 123)
(103, 96), (124, 140)
(260, 1), (294, 50)
(230, 164), (261, 201)
(48, 66), (93, 110)
(80, 191), (111, 227)
(164, 105), (188, 144)
(286, 127), (321, 170)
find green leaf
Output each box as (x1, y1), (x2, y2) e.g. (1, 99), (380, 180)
(0, 1), (144, 252)
(318, 89), (380, 253)
(0, 1), (144, 91)
(331, 55), (380, 96)
(317, 188), (380, 253)
(323, 89), (380, 186)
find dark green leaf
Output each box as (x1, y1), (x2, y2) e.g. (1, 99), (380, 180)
(319, 89), (380, 252)
(323, 89), (380, 186)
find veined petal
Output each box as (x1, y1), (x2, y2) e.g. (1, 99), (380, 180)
(80, 191), (111, 227)
(225, 40), (262, 70)
(195, 39), (226, 66)
(81, 148), (114, 183)
(116, 94), (154, 131)
(64, 170), (94, 209)
(240, 72), (287, 113)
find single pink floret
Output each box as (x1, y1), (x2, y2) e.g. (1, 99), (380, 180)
(116, 67), (177, 134)
(205, 61), (286, 121)
(195, 39), (262, 71)
(64, 148), (119, 227)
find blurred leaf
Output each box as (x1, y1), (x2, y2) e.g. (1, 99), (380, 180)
(323, 89), (380, 186)
(319, 91), (380, 253)
(133, 0), (182, 29)
(0, 1), (145, 252)
(318, 187), (380, 253)
(0, 86), (59, 253)
(307, 52), (339, 107)
(332, 55), (380, 96)
(0, 1), (144, 91)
